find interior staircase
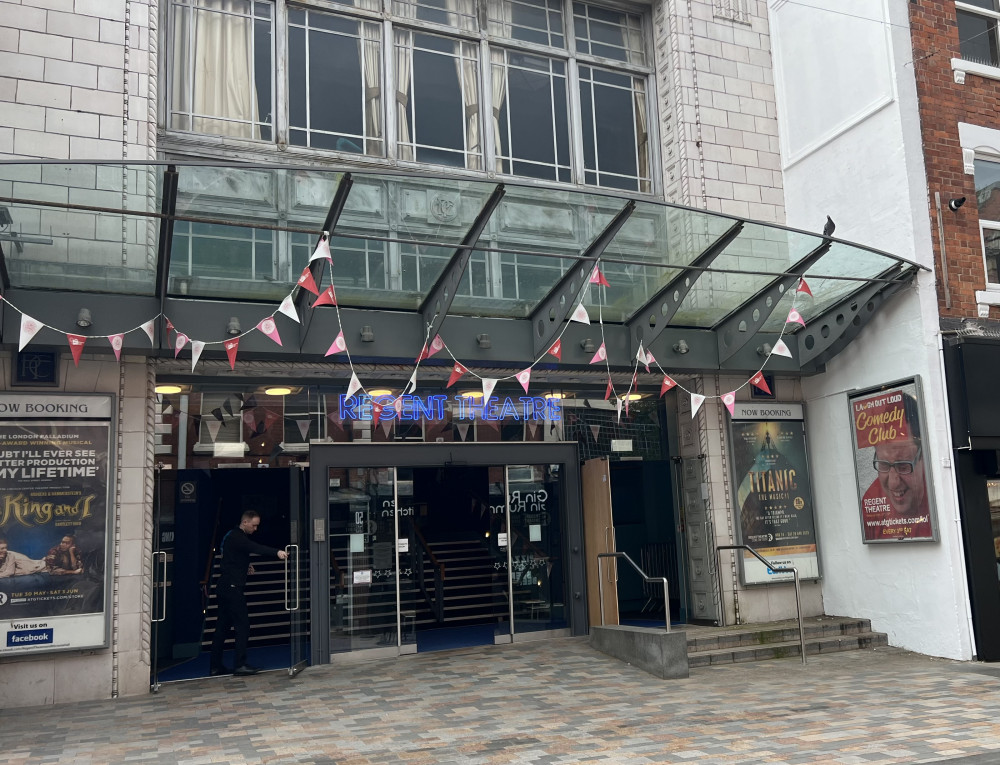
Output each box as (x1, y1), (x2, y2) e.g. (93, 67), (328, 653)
(684, 615), (889, 666)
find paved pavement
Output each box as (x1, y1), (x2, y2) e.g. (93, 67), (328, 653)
(4, 637), (1000, 764)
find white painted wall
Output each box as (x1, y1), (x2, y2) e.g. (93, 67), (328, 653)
(770, 0), (973, 659)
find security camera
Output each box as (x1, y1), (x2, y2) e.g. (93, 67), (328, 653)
(948, 197), (966, 212)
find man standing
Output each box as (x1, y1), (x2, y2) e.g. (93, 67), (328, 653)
(209, 511), (287, 676)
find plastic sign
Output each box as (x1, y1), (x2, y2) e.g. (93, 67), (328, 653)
(338, 394), (561, 422)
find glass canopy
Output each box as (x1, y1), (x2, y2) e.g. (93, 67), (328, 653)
(0, 162), (920, 330)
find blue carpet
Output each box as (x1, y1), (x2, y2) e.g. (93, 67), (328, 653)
(416, 624), (497, 652)
(155, 644), (300, 683)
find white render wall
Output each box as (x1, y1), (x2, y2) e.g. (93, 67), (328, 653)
(771, 0), (973, 659)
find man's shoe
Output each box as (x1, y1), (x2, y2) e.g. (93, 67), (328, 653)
(209, 666), (232, 677)
(233, 665), (260, 676)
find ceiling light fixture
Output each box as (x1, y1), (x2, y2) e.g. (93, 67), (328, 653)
(368, 389), (394, 397)
(226, 317), (241, 336)
(155, 384), (183, 394)
(673, 339), (689, 354)
(264, 386), (293, 396)
(76, 308), (92, 328)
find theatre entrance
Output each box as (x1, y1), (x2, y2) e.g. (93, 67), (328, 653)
(309, 442), (585, 661)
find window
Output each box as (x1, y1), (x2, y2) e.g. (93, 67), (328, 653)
(167, 0), (654, 194)
(976, 158), (1000, 284)
(958, 1), (1000, 67)
(171, 221), (274, 281)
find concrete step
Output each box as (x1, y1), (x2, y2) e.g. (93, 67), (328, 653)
(688, 632), (888, 667)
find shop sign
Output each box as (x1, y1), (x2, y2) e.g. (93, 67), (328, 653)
(338, 394), (562, 422)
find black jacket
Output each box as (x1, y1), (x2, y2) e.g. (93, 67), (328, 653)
(218, 528), (279, 589)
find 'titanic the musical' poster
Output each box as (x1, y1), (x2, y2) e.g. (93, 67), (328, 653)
(730, 403), (819, 585)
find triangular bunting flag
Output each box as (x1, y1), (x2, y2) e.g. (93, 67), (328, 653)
(190, 340), (205, 372)
(722, 391), (736, 416)
(660, 375), (677, 397)
(482, 378), (497, 400)
(636, 345), (647, 367)
(527, 421), (539, 438)
(313, 286), (337, 308)
(645, 351), (655, 374)
(380, 419), (393, 438)
(242, 410), (255, 428)
(447, 363), (468, 388)
(750, 372), (772, 395)
(605, 378), (613, 401)
(225, 338), (239, 370)
(691, 393), (705, 417)
(772, 339), (793, 358)
(547, 339), (562, 361)
(240, 395), (257, 411)
(516, 368), (531, 394)
(625, 395), (630, 417)
(310, 234), (333, 263)
(107, 334), (124, 362)
(589, 266), (610, 287)
(372, 401), (385, 423)
(797, 278), (813, 297)
(404, 369), (418, 395)
(67, 334), (86, 366)
(296, 266), (320, 296)
(206, 419), (222, 443)
(570, 303), (590, 325)
(165, 318), (175, 335)
(278, 295), (300, 324)
(346, 372), (362, 400)
(327, 411), (343, 431)
(257, 317), (283, 346)
(264, 410), (280, 429)
(325, 331), (347, 356)
(141, 319), (155, 346)
(211, 408), (224, 423)
(457, 423), (471, 442)
(174, 333), (189, 358)
(616, 397), (623, 422)
(786, 308), (805, 326)
(19, 314), (42, 351)
(428, 335), (444, 358)
(589, 424), (601, 442)
(589, 343), (606, 364)
(224, 398), (235, 417)
(296, 418), (311, 440)
(394, 397), (403, 417)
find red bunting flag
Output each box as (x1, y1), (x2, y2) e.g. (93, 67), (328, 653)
(297, 266), (320, 296)
(67, 334), (86, 366)
(604, 378), (613, 401)
(372, 401), (385, 423)
(447, 363), (468, 388)
(547, 339), (562, 361)
(416, 334), (444, 362)
(749, 372), (771, 395)
(224, 338), (239, 370)
(165, 318), (175, 335)
(313, 285), (337, 308)
(660, 375), (677, 397)
(589, 266), (610, 287)
(797, 278), (813, 297)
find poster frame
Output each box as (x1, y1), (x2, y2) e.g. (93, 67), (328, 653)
(847, 376), (939, 544)
(0, 393), (116, 656)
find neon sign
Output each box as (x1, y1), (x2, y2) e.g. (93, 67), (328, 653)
(338, 395), (561, 422)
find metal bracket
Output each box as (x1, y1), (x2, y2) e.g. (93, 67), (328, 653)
(155, 165), (179, 350)
(418, 183), (506, 344)
(529, 201), (635, 358)
(715, 240), (831, 364)
(624, 220), (743, 353)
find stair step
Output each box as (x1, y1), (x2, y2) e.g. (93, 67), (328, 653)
(686, 617), (875, 653)
(687, 632), (889, 667)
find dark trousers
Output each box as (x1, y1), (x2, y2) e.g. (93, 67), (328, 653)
(210, 582), (249, 669)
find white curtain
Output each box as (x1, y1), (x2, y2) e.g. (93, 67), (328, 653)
(633, 79), (649, 192)
(171, 0), (260, 139)
(361, 22), (383, 155)
(457, 41), (481, 170)
(395, 30), (414, 161)
(490, 48), (508, 173)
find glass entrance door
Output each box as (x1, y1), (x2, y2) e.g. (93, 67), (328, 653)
(286, 465), (310, 675)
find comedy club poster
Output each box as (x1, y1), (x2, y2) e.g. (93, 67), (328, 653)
(731, 403), (819, 585)
(849, 379), (937, 543)
(0, 394), (112, 656)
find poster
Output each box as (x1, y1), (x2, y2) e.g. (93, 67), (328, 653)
(849, 378), (937, 543)
(731, 403), (819, 584)
(0, 394), (112, 655)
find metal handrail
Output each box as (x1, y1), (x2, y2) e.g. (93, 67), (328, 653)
(597, 551), (670, 632)
(715, 544), (806, 665)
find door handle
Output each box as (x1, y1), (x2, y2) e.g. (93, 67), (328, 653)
(152, 551), (167, 623)
(284, 545), (299, 611)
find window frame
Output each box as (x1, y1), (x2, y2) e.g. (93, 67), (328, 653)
(974, 154), (1000, 289)
(956, 0), (1000, 69)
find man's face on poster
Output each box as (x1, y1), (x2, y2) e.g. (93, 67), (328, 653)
(874, 437), (925, 517)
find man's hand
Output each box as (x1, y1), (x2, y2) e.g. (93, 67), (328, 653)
(277, 550), (288, 560)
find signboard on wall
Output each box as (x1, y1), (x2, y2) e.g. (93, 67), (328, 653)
(848, 378), (938, 543)
(0, 394), (113, 656)
(730, 403), (819, 585)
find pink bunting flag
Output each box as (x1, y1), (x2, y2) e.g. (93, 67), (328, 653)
(772, 339), (793, 358)
(548, 339), (562, 361)
(225, 338), (239, 370)
(691, 393), (706, 417)
(67, 334), (86, 366)
(19, 314), (42, 351)
(750, 372), (772, 395)
(482, 378), (497, 400)
(325, 330), (347, 356)
(394, 397), (403, 416)
(107, 334), (124, 362)
(312, 286), (337, 308)
(722, 391), (736, 416)
(589, 342), (606, 364)
(278, 295), (300, 324)
(797, 278), (813, 296)
(645, 351), (655, 374)
(346, 372), (362, 400)
(605, 378), (613, 401)
(404, 369), (418, 395)
(174, 333), (189, 358)
(660, 375), (677, 397)
(242, 410), (255, 428)
(516, 368), (531, 394)
(417, 335), (444, 362)
(141, 319), (156, 346)
(625, 395), (630, 417)
(190, 340), (205, 372)
(570, 303), (590, 325)
(447, 363), (468, 388)
(787, 308), (805, 326)
(297, 266), (320, 296)
(310, 234), (333, 263)
(264, 410), (280, 429)
(590, 266), (610, 287)
(165, 318), (175, 335)
(257, 317), (283, 346)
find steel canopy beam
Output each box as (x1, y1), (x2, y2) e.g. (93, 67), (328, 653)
(715, 239), (832, 364)
(796, 264), (912, 369)
(529, 200), (635, 357)
(155, 165), (179, 350)
(418, 183), (506, 345)
(624, 219), (743, 353)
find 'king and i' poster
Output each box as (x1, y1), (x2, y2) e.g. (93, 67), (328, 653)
(730, 403), (819, 585)
(0, 394), (112, 656)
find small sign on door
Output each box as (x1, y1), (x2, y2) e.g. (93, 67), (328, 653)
(397, 538), (409, 553)
(497, 532), (508, 548)
(353, 569), (372, 584)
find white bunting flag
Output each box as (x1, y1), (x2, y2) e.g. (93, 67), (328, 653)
(174, 332), (189, 358)
(310, 234), (333, 263)
(644, 351), (655, 374)
(691, 393), (706, 417)
(772, 339), (793, 358)
(589, 424), (601, 442)
(141, 319), (156, 346)
(278, 295), (300, 323)
(636, 345), (647, 366)
(19, 314), (42, 351)
(516, 368), (531, 394)
(570, 303), (590, 325)
(190, 340), (205, 372)
(206, 419), (222, 443)
(482, 378), (497, 400)
(456, 423), (471, 442)
(616, 397), (623, 422)
(380, 420), (393, 438)
(346, 372), (362, 399)
(296, 418), (311, 440)
(404, 369), (418, 395)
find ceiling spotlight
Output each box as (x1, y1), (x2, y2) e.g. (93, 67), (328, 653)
(360, 325), (375, 342)
(948, 196), (966, 212)
(458, 390), (484, 400)
(226, 316), (241, 336)
(673, 339), (689, 354)
(368, 389), (394, 397)
(155, 384), (183, 395)
(581, 338), (595, 353)
(476, 333), (491, 349)
(544, 392), (566, 399)
(624, 393), (643, 401)
(756, 343), (773, 357)
(76, 308), (92, 328)
(264, 386), (293, 396)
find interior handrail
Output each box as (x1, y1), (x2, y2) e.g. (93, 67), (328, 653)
(413, 526), (445, 580)
(715, 544), (806, 665)
(597, 551), (670, 632)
